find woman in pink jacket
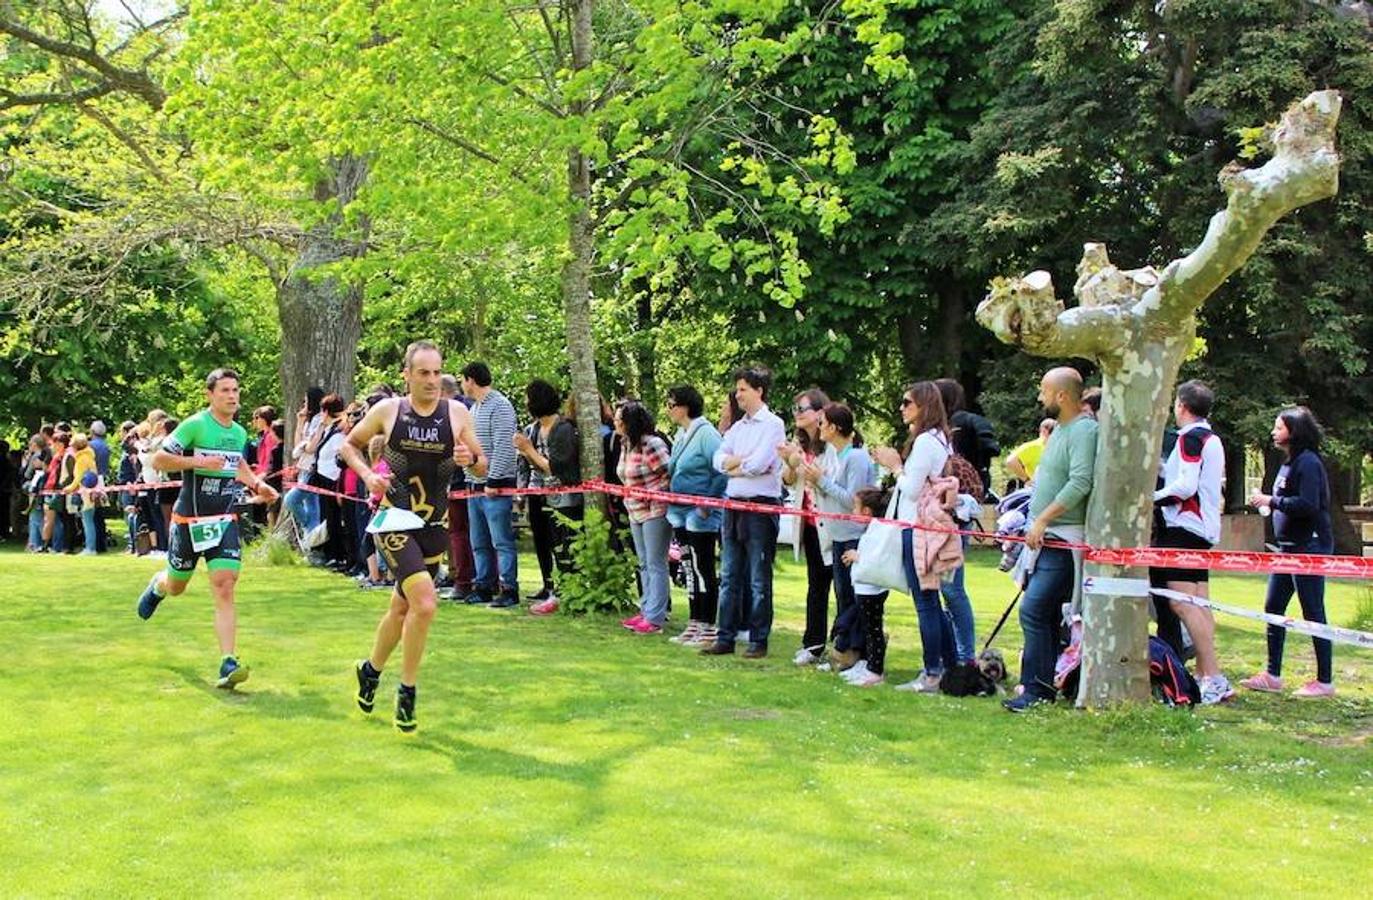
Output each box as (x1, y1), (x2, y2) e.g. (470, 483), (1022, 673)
(872, 381), (972, 693)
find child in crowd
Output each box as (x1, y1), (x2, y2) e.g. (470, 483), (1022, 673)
(358, 434), (392, 589)
(838, 487), (893, 687)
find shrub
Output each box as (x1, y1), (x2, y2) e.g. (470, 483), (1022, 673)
(1350, 586), (1373, 633)
(248, 531), (301, 568)
(554, 506), (638, 615)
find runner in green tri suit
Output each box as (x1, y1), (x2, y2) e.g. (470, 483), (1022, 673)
(135, 368), (280, 689)
(341, 340), (487, 732)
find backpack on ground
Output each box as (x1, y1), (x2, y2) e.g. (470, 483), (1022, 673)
(1148, 636), (1201, 707)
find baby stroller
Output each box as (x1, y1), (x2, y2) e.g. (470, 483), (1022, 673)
(993, 486), (1033, 572)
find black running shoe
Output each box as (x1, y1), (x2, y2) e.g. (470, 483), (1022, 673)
(356, 660), (380, 714)
(394, 687), (417, 733)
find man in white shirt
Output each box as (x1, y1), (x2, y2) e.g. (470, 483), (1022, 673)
(700, 365), (786, 659)
(1152, 380), (1233, 704)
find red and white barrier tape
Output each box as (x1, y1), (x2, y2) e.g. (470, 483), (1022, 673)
(279, 476), (1373, 580)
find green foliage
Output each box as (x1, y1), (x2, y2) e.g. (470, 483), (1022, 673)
(1350, 587), (1373, 634)
(554, 506), (638, 616)
(248, 531), (302, 568)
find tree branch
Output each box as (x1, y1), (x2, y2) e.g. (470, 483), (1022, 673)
(1146, 90), (1342, 324)
(0, 15), (167, 109)
(975, 268), (1129, 360)
(0, 82), (116, 110)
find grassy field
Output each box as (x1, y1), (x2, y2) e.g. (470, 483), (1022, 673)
(1, 538), (1370, 897)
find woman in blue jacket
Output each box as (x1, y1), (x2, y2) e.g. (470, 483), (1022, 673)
(664, 384), (727, 647)
(1244, 407), (1336, 698)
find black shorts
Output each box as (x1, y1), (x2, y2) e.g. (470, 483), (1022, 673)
(1150, 525), (1212, 584)
(375, 525), (447, 595)
(167, 517), (242, 579)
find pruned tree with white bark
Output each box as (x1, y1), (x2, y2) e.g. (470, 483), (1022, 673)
(976, 90), (1343, 706)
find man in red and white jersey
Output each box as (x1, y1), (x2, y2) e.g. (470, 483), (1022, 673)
(1152, 380), (1233, 704)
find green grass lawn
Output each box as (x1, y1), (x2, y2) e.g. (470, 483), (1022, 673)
(1, 539), (1370, 897)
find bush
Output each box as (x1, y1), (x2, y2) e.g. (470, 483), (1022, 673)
(554, 506), (638, 615)
(248, 531), (301, 568)
(1350, 586), (1373, 633)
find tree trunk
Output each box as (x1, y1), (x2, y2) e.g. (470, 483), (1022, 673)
(1222, 437), (1246, 514)
(895, 309), (923, 377)
(563, 0), (605, 486)
(934, 278), (964, 378)
(1327, 457), (1363, 556)
(977, 91), (1342, 706)
(635, 291), (657, 404)
(278, 155), (369, 450)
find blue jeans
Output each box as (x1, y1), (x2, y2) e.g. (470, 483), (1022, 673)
(938, 535), (976, 662)
(27, 506), (42, 549)
(1017, 547), (1076, 700)
(81, 505), (98, 553)
(283, 486), (320, 533)
(630, 515), (672, 625)
(715, 507), (779, 647)
(467, 490), (518, 593)
(902, 528), (968, 675)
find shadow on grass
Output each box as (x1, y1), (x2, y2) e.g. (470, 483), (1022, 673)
(167, 664), (344, 722)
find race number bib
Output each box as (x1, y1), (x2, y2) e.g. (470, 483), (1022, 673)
(188, 515), (235, 552)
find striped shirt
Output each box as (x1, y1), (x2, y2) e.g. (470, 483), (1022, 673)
(467, 388), (518, 485)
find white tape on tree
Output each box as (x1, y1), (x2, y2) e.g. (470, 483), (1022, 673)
(1151, 587), (1373, 649)
(1081, 576), (1153, 598)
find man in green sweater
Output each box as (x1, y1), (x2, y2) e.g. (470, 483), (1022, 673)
(1005, 366), (1098, 712)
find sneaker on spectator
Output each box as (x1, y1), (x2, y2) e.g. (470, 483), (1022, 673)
(793, 646), (823, 667)
(436, 586), (458, 601)
(1292, 680), (1335, 699)
(840, 660), (870, 682)
(529, 598), (559, 616)
(685, 626), (716, 648)
(893, 670), (942, 693)
(1199, 674), (1236, 705)
(670, 621), (703, 645)
(629, 619), (663, 635)
(621, 614), (645, 630)
(1240, 671), (1284, 693)
(848, 670), (885, 688)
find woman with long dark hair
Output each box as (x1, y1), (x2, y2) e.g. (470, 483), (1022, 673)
(779, 387), (834, 666)
(1243, 407), (1337, 698)
(872, 381), (974, 692)
(615, 400), (674, 634)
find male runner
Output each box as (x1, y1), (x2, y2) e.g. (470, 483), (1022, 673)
(341, 340), (486, 732)
(136, 368), (280, 688)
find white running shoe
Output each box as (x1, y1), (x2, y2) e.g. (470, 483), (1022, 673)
(848, 671), (885, 687)
(1200, 674), (1236, 705)
(840, 660), (870, 682)
(670, 621), (703, 645)
(793, 646), (823, 667)
(894, 671), (942, 693)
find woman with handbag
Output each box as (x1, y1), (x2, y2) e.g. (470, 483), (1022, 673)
(871, 382), (974, 693)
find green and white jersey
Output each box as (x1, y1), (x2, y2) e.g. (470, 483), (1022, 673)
(163, 409), (249, 517)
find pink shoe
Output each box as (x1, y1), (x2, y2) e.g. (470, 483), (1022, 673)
(621, 614), (644, 629)
(629, 619), (663, 635)
(1240, 672), (1284, 693)
(1292, 680), (1335, 699)
(529, 598), (560, 616)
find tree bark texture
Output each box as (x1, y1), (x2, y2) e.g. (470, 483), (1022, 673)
(976, 91), (1342, 707)
(278, 155), (369, 449)
(563, 0), (606, 486)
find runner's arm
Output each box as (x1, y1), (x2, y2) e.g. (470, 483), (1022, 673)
(234, 455), (279, 501)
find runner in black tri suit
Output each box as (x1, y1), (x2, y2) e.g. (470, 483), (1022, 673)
(340, 340), (486, 732)
(134, 368), (280, 689)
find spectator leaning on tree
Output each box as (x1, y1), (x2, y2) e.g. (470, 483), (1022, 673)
(1003, 367), (1098, 713)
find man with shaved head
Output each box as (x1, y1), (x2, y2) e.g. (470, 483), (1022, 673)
(1005, 366), (1099, 712)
